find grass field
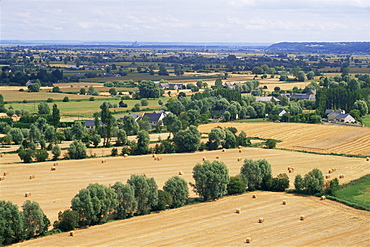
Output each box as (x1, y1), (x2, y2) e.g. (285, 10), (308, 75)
(362, 114), (370, 127)
(333, 174), (370, 210)
(198, 122), (370, 156)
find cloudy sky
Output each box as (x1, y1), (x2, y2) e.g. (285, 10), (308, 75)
(1, 0), (369, 43)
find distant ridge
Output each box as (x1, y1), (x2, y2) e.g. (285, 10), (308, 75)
(267, 42), (370, 54)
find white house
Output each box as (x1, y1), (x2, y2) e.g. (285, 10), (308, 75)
(334, 114), (356, 123)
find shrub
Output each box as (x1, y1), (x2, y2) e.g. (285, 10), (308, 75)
(227, 176), (246, 195)
(163, 176), (189, 208)
(34, 149), (49, 162)
(265, 139), (277, 149)
(68, 140), (87, 159)
(155, 190), (173, 211)
(46, 98), (53, 102)
(62, 97), (69, 102)
(53, 210), (79, 232)
(270, 173), (290, 192)
(18, 149), (34, 163)
(111, 148), (118, 156)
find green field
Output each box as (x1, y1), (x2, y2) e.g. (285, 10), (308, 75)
(332, 174), (370, 211)
(8, 98), (165, 116)
(234, 118), (268, 123)
(362, 114), (370, 127)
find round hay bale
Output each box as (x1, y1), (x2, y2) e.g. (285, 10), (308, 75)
(366, 157), (369, 161)
(258, 218), (264, 223)
(320, 196), (326, 200)
(152, 154), (156, 158)
(0, 176), (5, 181)
(69, 231), (75, 236)
(25, 192), (31, 197)
(215, 156), (220, 159)
(245, 237), (252, 243)
(282, 200), (287, 205)
(123, 154), (128, 157)
(29, 175), (35, 179)
(288, 168), (293, 173)
(252, 194), (257, 198)
(325, 175), (330, 179)
(222, 148), (226, 152)
(3, 171), (9, 176)
(238, 145), (242, 149)
(50, 167), (56, 171)
(202, 157), (206, 161)
(339, 174), (344, 179)
(53, 163), (58, 166)
(332, 168), (336, 172)
(235, 208), (241, 214)
(328, 169), (332, 174)
(300, 215), (306, 221)
(178, 171), (183, 175)
(239, 149), (242, 153)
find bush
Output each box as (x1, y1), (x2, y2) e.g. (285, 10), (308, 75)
(53, 210), (79, 232)
(111, 148), (118, 156)
(227, 176), (246, 195)
(163, 176), (189, 208)
(46, 98), (53, 102)
(68, 140), (87, 159)
(270, 173), (290, 192)
(89, 97), (95, 101)
(155, 190), (173, 211)
(18, 149), (34, 163)
(265, 139), (277, 149)
(62, 97), (69, 102)
(34, 149), (49, 162)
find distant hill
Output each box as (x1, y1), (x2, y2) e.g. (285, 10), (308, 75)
(267, 42), (370, 54)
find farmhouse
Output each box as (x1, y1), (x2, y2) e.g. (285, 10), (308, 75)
(223, 82), (242, 89)
(142, 111), (167, 128)
(158, 83), (184, 90)
(255, 96), (280, 102)
(327, 109), (346, 121)
(84, 120), (103, 130)
(333, 114), (356, 123)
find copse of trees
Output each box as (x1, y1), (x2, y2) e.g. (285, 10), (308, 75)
(163, 176), (189, 208)
(294, 168), (325, 194)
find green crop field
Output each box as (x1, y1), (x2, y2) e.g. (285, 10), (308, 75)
(362, 114), (370, 127)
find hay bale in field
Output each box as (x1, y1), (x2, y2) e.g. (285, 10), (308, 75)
(53, 163), (58, 166)
(3, 171), (9, 176)
(123, 154), (128, 157)
(215, 156), (220, 159)
(237, 157), (241, 161)
(300, 215), (306, 221)
(245, 237), (252, 243)
(339, 174), (345, 179)
(202, 157), (207, 161)
(320, 196), (326, 200)
(235, 208), (241, 214)
(50, 167), (56, 171)
(69, 231), (75, 236)
(29, 175), (35, 179)
(101, 159), (107, 163)
(328, 169), (332, 174)
(252, 194), (256, 198)
(282, 200), (287, 205)
(25, 192), (31, 197)
(239, 149), (242, 153)
(0, 153), (3, 157)
(325, 175), (330, 179)
(222, 148), (226, 152)
(178, 171), (183, 175)
(0, 176), (5, 181)
(366, 157), (369, 161)
(238, 145), (242, 149)
(258, 218), (264, 223)
(152, 154), (156, 158)
(332, 168), (336, 172)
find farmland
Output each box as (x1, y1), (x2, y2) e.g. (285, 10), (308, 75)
(198, 122), (370, 156)
(1, 146), (369, 225)
(11, 191), (370, 246)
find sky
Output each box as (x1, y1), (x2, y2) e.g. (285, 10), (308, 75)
(1, 0), (370, 43)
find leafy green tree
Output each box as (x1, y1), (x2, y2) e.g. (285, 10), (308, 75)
(100, 103), (114, 146)
(155, 190), (173, 211)
(140, 98), (149, 106)
(215, 78), (223, 88)
(325, 178), (339, 195)
(79, 88), (86, 95)
(53, 210), (79, 232)
(38, 102), (50, 115)
(122, 115), (139, 136)
(71, 121), (86, 141)
(0, 200), (25, 245)
(68, 140), (87, 159)
(137, 115), (150, 131)
(158, 64), (169, 76)
(18, 149), (34, 163)
(251, 101), (266, 118)
(22, 200), (50, 239)
(352, 100), (368, 116)
(51, 104), (60, 129)
(303, 168), (324, 194)
(127, 175), (158, 215)
(111, 182), (137, 219)
(240, 159), (272, 191)
(207, 127), (226, 150)
(51, 144), (61, 160)
(133, 130), (150, 155)
(44, 125), (56, 143)
(6, 108), (14, 117)
(294, 174), (304, 192)
(163, 176), (189, 208)
(8, 128), (24, 144)
(116, 129), (127, 146)
(71, 183), (118, 226)
(138, 80), (162, 98)
(0, 94), (6, 112)
(173, 125), (201, 153)
(109, 88), (117, 96)
(192, 160), (229, 201)
(222, 129), (237, 149)
(28, 80), (41, 92)
(186, 109), (201, 126)
(280, 95), (289, 106)
(246, 105), (257, 118)
(89, 134), (101, 148)
(227, 176), (246, 195)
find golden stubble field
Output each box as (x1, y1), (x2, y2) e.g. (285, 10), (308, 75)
(198, 122), (370, 156)
(1, 147), (369, 224)
(12, 191), (370, 247)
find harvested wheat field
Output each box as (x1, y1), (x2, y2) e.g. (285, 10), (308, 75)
(198, 122), (370, 156)
(1, 147), (369, 224)
(13, 191), (370, 247)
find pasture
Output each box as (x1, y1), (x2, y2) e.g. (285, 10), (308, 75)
(12, 191), (370, 246)
(198, 122), (370, 156)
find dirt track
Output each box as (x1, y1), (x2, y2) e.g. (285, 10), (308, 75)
(1, 147), (369, 224)
(12, 191), (370, 246)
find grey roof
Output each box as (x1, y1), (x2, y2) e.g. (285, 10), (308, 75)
(84, 120), (103, 127)
(334, 114), (350, 119)
(142, 112), (164, 122)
